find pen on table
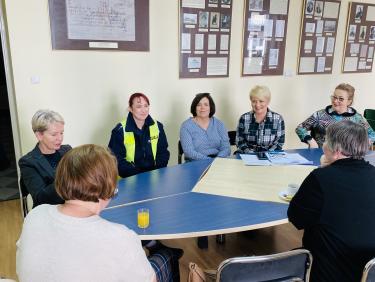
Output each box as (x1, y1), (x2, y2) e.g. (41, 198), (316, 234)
(268, 151), (286, 155)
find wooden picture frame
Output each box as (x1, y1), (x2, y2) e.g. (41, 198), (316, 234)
(241, 0), (291, 76)
(48, 0), (149, 51)
(297, 0), (341, 75)
(342, 2), (375, 73)
(179, 0), (233, 78)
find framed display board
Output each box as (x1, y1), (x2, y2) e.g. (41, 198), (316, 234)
(297, 0), (341, 74)
(179, 0), (233, 78)
(342, 2), (375, 73)
(48, 0), (149, 51)
(241, 0), (290, 76)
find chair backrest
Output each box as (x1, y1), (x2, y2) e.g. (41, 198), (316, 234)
(364, 109), (375, 120)
(228, 130), (236, 146)
(217, 249), (312, 282)
(19, 178), (32, 217)
(361, 258), (375, 282)
(364, 109), (375, 131)
(178, 140), (184, 164)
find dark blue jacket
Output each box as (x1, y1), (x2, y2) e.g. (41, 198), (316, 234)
(108, 113), (170, 178)
(19, 144), (71, 207)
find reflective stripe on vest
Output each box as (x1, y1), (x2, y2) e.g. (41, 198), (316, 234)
(120, 119), (159, 163)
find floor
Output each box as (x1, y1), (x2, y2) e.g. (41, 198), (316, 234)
(0, 198), (303, 281)
(0, 165), (19, 201)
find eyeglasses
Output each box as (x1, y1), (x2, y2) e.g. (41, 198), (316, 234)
(330, 95), (346, 102)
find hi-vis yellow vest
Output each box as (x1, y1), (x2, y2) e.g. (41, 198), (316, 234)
(121, 119), (159, 163)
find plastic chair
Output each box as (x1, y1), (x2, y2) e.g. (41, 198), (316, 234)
(178, 140), (184, 164)
(364, 109), (375, 131)
(228, 130), (236, 146)
(361, 258), (375, 282)
(216, 249), (312, 282)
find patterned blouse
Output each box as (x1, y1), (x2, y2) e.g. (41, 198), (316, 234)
(295, 105), (375, 147)
(236, 109), (285, 153)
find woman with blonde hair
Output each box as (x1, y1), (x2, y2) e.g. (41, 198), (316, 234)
(19, 109), (71, 207)
(236, 85), (285, 153)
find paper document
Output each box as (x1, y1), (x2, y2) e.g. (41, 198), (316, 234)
(266, 152), (313, 165)
(240, 152), (314, 166)
(240, 154), (271, 166)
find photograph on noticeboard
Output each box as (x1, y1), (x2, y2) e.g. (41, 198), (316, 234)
(348, 25), (357, 41)
(314, 1), (323, 17)
(305, 0), (315, 15)
(355, 5), (364, 21)
(210, 12), (220, 28)
(199, 11), (209, 28)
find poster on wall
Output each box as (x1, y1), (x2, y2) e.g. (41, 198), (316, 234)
(48, 0), (149, 51)
(342, 2), (375, 73)
(241, 0), (291, 76)
(179, 0), (233, 78)
(297, 0), (341, 75)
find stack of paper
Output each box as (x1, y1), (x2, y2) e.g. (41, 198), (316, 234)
(240, 153), (313, 166)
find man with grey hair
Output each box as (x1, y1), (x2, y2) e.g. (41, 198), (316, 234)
(288, 120), (375, 282)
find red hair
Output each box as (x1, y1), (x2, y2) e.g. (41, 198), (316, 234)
(128, 93), (150, 107)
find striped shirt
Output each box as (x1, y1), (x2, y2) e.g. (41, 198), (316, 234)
(180, 117), (231, 160)
(236, 109), (285, 153)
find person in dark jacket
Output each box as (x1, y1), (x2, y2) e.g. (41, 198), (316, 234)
(108, 92), (170, 178)
(288, 120), (375, 282)
(19, 110), (72, 208)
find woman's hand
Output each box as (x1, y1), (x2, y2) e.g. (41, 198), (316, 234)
(308, 138), (319, 149)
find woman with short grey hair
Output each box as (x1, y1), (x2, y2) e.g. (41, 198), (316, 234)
(19, 109), (72, 208)
(288, 120), (375, 282)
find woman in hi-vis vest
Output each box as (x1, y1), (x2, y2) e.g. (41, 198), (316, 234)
(108, 93), (170, 178)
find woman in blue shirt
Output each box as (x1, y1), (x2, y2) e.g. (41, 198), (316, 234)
(180, 93), (230, 161)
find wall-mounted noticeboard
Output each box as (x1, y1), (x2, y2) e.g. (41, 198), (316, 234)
(297, 0), (341, 75)
(242, 0), (290, 76)
(49, 0), (149, 51)
(179, 0), (233, 78)
(342, 2), (375, 73)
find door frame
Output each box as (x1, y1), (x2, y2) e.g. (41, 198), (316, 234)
(0, 0), (24, 215)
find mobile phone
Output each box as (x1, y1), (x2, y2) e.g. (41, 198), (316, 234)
(257, 152), (268, 160)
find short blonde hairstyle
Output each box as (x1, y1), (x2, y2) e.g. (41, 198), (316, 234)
(55, 144), (118, 202)
(249, 85), (271, 102)
(31, 109), (64, 132)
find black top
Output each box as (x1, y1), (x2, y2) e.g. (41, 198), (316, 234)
(43, 151), (62, 169)
(288, 158), (375, 282)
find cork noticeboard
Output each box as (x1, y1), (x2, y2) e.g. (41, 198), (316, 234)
(342, 2), (375, 73)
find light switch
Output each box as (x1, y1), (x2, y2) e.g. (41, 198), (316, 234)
(30, 76), (40, 84)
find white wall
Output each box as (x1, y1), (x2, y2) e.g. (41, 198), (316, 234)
(4, 0), (375, 165)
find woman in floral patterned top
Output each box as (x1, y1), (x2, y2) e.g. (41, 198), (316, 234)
(295, 83), (375, 148)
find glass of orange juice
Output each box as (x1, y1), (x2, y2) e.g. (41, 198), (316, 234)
(137, 208), (150, 228)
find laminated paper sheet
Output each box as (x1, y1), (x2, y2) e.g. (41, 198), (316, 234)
(192, 158), (316, 204)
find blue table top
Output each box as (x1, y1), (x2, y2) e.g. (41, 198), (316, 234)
(102, 148), (326, 239)
(108, 158), (213, 208)
(102, 192), (288, 240)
